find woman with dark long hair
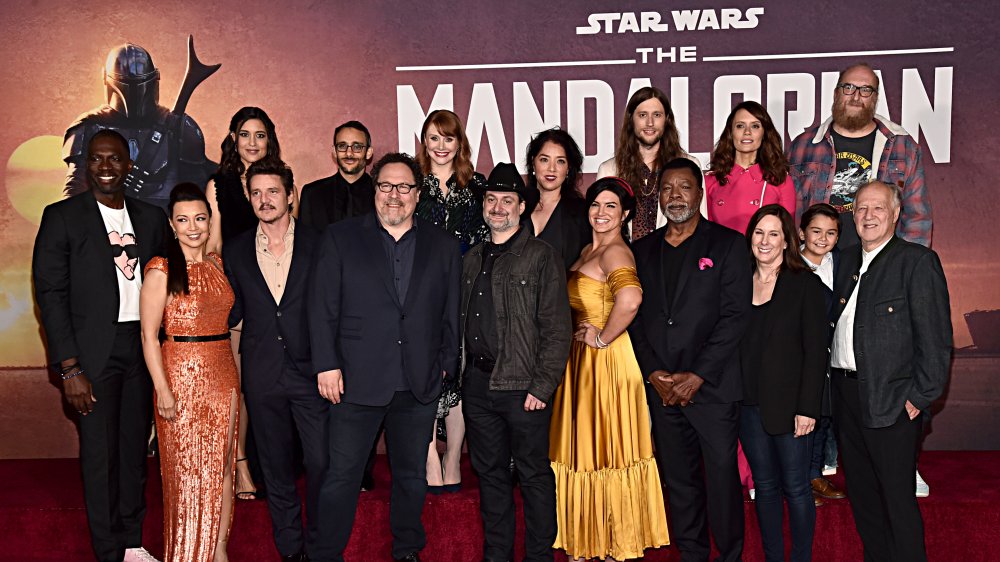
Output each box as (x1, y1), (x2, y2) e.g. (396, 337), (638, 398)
(739, 204), (827, 562)
(526, 128), (590, 270)
(549, 177), (670, 561)
(140, 183), (240, 562)
(415, 109), (487, 492)
(707, 101), (796, 234)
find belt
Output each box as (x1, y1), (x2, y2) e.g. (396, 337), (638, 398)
(470, 355), (496, 372)
(830, 367), (857, 379)
(166, 333), (231, 342)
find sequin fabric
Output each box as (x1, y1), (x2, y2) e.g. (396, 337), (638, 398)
(145, 254), (239, 562)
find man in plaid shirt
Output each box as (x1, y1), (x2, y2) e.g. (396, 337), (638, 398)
(787, 63), (932, 249)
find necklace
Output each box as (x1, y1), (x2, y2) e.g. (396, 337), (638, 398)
(756, 271), (777, 284)
(639, 166), (659, 197)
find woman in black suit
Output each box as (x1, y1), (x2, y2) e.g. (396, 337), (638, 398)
(526, 128), (590, 270)
(740, 204), (827, 562)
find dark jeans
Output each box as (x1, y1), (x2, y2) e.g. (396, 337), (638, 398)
(740, 405), (815, 562)
(832, 374), (926, 562)
(79, 322), (151, 562)
(312, 391), (437, 562)
(809, 416), (837, 479)
(463, 366), (556, 562)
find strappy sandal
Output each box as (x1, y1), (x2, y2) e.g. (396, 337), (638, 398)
(235, 457), (257, 500)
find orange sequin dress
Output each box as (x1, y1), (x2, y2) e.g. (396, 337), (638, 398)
(549, 267), (670, 560)
(145, 255), (239, 562)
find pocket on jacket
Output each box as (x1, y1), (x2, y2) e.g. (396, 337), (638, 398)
(506, 275), (538, 316)
(873, 297), (905, 317)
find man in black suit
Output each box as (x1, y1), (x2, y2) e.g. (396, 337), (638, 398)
(829, 180), (951, 562)
(33, 129), (169, 562)
(628, 158), (751, 562)
(309, 152), (461, 562)
(298, 120), (375, 231)
(224, 160), (326, 562)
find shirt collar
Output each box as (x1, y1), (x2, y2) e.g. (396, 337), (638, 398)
(256, 217), (296, 243)
(862, 236), (892, 264)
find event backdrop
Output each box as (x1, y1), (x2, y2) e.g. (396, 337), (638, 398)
(1, 1), (996, 369)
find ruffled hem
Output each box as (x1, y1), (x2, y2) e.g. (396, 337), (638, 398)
(552, 455), (670, 559)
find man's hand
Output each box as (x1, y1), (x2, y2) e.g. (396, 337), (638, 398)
(63, 373), (96, 415)
(664, 372), (704, 406)
(794, 415), (816, 438)
(647, 370), (674, 406)
(524, 393), (547, 411)
(905, 400), (921, 420)
(318, 369), (345, 404)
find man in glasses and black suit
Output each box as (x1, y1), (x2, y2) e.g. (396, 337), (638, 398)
(298, 120), (376, 231)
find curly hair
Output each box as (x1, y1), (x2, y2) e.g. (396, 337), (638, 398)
(710, 101), (788, 187)
(614, 87), (682, 192)
(525, 128), (584, 201)
(416, 109), (475, 188)
(218, 106), (283, 177)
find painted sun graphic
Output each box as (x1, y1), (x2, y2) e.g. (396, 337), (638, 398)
(6, 135), (66, 225)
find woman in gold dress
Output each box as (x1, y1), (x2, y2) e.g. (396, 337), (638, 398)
(550, 177), (670, 560)
(140, 183), (240, 562)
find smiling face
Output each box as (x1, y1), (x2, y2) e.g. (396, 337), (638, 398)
(233, 118), (269, 167)
(659, 167), (702, 224)
(731, 108), (764, 159)
(853, 183), (900, 251)
(423, 124), (458, 170)
(248, 173), (292, 225)
(800, 214), (840, 263)
(588, 189), (628, 234)
(170, 200), (211, 251)
(334, 126), (372, 178)
(631, 97), (667, 149)
(87, 134), (132, 199)
(374, 162), (419, 227)
(483, 190), (524, 235)
(532, 141), (569, 193)
(751, 214), (786, 269)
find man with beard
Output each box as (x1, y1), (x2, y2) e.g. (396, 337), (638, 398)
(628, 157), (751, 562)
(787, 63), (932, 249)
(299, 121), (376, 231)
(34, 129), (169, 562)
(596, 86), (704, 240)
(461, 164), (571, 562)
(309, 153), (460, 562)
(223, 161), (326, 562)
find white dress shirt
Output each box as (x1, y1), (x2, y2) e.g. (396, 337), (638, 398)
(830, 238), (891, 370)
(801, 246), (835, 290)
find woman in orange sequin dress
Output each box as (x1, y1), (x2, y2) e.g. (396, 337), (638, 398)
(140, 184), (240, 562)
(550, 177), (669, 561)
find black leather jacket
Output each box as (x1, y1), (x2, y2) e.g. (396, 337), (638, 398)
(461, 226), (572, 401)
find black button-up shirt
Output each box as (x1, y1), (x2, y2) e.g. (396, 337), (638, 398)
(378, 220), (417, 305)
(465, 237), (513, 361)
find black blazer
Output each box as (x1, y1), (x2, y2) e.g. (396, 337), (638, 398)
(628, 218), (752, 404)
(831, 237), (952, 428)
(224, 222), (319, 397)
(308, 213), (461, 407)
(32, 191), (169, 375)
(298, 173), (374, 232)
(741, 269), (828, 434)
(535, 197), (591, 270)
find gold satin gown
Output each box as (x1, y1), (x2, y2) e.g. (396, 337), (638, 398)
(550, 267), (670, 560)
(146, 255), (239, 562)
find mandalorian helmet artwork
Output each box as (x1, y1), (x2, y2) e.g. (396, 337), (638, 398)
(104, 44), (160, 121)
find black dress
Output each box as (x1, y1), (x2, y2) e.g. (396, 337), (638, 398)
(212, 172), (257, 244)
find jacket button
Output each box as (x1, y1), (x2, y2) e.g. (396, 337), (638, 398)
(852, 274), (859, 281)
(839, 298), (846, 304)
(667, 319), (674, 325)
(397, 340), (402, 345)
(887, 306), (894, 313)
(276, 311), (282, 317)
(277, 336), (283, 341)
(830, 322), (835, 328)
(520, 280), (526, 285)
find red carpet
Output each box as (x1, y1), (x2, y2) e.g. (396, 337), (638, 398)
(2, 451), (998, 561)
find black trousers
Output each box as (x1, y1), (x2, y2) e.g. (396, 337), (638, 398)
(245, 366), (329, 558)
(312, 391), (437, 562)
(78, 322), (151, 562)
(463, 366), (556, 562)
(647, 397), (744, 562)
(832, 374), (926, 562)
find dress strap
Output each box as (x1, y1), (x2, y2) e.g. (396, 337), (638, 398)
(607, 266), (641, 295)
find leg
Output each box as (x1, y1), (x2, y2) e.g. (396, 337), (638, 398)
(463, 371), (515, 561)
(506, 393), (556, 562)
(213, 389), (240, 562)
(289, 389), (331, 558)
(425, 418), (444, 487)
(80, 368), (126, 562)
(362, 424), (383, 491)
(772, 428), (816, 562)
(442, 400), (465, 487)
(738, 406), (784, 562)
(114, 323), (152, 550)
(688, 402), (744, 562)
(383, 391), (438, 559)
(230, 326), (257, 500)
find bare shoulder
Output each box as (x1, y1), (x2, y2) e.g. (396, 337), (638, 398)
(599, 241), (636, 273)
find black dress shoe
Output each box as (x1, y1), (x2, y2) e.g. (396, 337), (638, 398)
(281, 553), (307, 562)
(394, 553), (420, 561)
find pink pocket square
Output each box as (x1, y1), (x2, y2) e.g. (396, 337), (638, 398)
(698, 257), (714, 270)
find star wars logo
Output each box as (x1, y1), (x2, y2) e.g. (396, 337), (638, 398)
(576, 7), (765, 34)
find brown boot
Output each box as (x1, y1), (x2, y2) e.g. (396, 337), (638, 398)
(812, 476), (846, 499)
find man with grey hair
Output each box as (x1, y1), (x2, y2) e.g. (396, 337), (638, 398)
(787, 63), (933, 250)
(829, 180), (951, 562)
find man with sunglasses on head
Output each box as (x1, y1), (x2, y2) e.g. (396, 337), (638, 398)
(787, 62), (932, 250)
(299, 120), (376, 231)
(309, 153), (460, 562)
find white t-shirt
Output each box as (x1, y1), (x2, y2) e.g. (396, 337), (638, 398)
(98, 201), (143, 322)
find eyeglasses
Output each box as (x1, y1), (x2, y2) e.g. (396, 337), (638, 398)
(335, 142), (368, 153)
(838, 83), (877, 98)
(112, 243), (138, 259)
(376, 182), (417, 194)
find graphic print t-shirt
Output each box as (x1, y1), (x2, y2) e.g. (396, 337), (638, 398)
(97, 202), (142, 321)
(830, 130), (877, 248)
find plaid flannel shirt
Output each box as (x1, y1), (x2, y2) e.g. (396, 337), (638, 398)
(786, 115), (932, 247)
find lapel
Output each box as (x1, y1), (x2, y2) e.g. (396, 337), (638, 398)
(360, 213), (402, 309)
(833, 244), (863, 320)
(761, 272), (787, 342)
(283, 224), (311, 302)
(670, 219), (711, 313)
(82, 191), (120, 300)
(242, 227), (275, 305)
(402, 219), (430, 312)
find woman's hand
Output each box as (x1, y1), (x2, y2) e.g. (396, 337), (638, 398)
(157, 387), (179, 421)
(794, 415), (816, 438)
(574, 322), (602, 348)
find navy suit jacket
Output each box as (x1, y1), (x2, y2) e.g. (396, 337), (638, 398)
(224, 221), (319, 397)
(309, 213), (461, 407)
(628, 217), (752, 404)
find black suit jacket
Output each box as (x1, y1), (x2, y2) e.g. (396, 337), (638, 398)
(33, 190), (170, 375)
(309, 213), (461, 407)
(298, 173), (374, 232)
(628, 218), (752, 403)
(741, 269), (828, 434)
(224, 221), (319, 397)
(831, 237), (952, 428)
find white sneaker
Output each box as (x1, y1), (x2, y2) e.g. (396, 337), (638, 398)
(124, 547), (161, 562)
(822, 464), (837, 476)
(915, 470), (930, 498)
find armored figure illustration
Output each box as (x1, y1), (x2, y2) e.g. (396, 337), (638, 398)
(63, 36), (220, 208)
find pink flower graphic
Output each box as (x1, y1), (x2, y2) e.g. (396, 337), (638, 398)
(698, 257), (714, 270)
